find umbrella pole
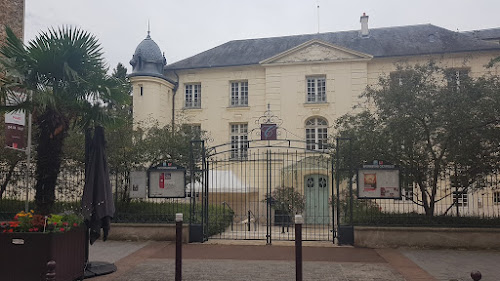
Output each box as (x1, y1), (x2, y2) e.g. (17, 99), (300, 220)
(84, 128), (92, 270)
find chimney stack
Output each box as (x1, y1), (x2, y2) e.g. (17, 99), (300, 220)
(360, 13), (369, 37)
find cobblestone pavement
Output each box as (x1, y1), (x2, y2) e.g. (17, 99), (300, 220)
(88, 240), (500, 281)
(119, 259), (405, 281)
(89, 241), (434, 281)
(401, 249), (500, 281)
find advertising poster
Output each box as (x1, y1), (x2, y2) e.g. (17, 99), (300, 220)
(363, 173), (377, 191)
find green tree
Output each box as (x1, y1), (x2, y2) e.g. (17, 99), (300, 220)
(334, 62), (500, 216)
(142, 123), (205, 169)
(0, 27), (127, 214)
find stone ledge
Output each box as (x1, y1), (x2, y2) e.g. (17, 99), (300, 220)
(108, 223), (189, 243)
(355, 226), (500, 249)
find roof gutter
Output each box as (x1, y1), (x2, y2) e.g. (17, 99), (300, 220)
(172, 70), (180, 129)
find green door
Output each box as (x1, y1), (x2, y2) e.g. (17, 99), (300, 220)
(305, 175), (329, 224)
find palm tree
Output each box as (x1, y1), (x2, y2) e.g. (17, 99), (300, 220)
(0, 26), (126, 215)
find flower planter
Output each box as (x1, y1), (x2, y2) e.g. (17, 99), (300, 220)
(0, 227), (86, 281)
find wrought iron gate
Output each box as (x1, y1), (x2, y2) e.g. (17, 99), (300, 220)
(189, 140), (335, 243)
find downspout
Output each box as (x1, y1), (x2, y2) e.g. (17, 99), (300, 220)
(172, 70), (179, 129)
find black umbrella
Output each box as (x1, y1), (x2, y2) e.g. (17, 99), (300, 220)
(82, 126), (116, 278)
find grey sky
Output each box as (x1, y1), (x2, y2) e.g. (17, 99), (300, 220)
(25, 0), (500, 73)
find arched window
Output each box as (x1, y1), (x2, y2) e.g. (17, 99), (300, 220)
(305, 117), (328, 150)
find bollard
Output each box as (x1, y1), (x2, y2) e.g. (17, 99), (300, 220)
(295, 214), (304, 281)
(176, 213), (183, 281)
(470, 270), (482, 281)
(45, 260), (56, 281)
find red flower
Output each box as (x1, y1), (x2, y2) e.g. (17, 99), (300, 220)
(59, 228), (65, 232)
(53, 222), (58, 226)
(29, 228), (34, 232)
(73, 223), (78, 227)
(63, 222), (69, 226)
(9, 221), (19, 228)
(33, 227), (39, 232)
(8, 229), (13, 233)
(14, 215), (18, 220)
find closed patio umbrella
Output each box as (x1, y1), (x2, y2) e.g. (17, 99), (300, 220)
(82, 126), (116, 278)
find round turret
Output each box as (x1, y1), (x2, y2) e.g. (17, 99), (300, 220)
(129, 32), (166, 78)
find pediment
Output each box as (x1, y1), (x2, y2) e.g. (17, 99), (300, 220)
(260, 40), (372, 65)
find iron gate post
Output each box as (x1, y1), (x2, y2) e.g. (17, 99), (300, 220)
(266, 149), (272, 245)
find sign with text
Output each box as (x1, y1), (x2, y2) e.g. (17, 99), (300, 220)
(148, 162), (186, 198)
(5, 93), (26, 150)
(357, 167), (400, 199)
(129, 171), (147, 198)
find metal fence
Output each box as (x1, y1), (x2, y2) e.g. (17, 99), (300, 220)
(338, 169), (500, 227)
(1, 161), (500, 230)
(0, 162), (193, 223)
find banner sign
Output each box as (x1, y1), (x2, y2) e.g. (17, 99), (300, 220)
(5, 93), (26, 150)
(261, 123), (277, 140)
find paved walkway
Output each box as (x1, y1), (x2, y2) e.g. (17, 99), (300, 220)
(400, 249), (500, 281)
(88, 240), (438, 281)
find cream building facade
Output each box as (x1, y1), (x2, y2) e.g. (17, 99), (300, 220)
(130, 16), (500, 148)
(128, 16), (500, 236)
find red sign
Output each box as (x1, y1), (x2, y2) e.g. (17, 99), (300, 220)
(159, 173), (165, 189)
(5, 93), (26, 150)
(261, 124), (277, 140)
(5, 123), (25, 149)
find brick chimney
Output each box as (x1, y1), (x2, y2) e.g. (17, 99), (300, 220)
(360, 13), (369, 37)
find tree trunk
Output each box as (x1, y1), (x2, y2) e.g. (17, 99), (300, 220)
(0, 160), (19, 199)
(34, 110), (68, 215)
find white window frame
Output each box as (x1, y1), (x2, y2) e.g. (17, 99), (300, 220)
(445, 68), (469, 92)
(305, 117), (328, 150)
(452, 191), (468, 207)
(183, 124), (201, 140)
(230, 81), (248, 107)
(401, 188), (414, 201)
(230, 123), (248, 159)
(494, 191), (500, 205)
(185, 84), (201, 108)
(306, 76), (326, 103)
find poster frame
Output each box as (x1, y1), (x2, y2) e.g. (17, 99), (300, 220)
(147, 162), (186, 198)
(357, 164), (401, 199)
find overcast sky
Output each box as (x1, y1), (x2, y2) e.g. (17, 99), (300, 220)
(24, 0), (500, 73)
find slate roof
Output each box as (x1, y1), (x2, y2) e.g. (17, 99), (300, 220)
(463, 27), (500, 41)
(166, 24), (500, 71)
(132, 35), (164, 64)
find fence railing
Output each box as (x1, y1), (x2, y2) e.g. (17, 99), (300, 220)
(1, 162), (499, 228)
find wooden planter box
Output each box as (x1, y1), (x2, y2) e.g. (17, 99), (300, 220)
(0, 228), (86, 281)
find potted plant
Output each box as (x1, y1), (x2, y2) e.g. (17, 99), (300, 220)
(267, 187), (305, 226)
(0, 210), (86, 281)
